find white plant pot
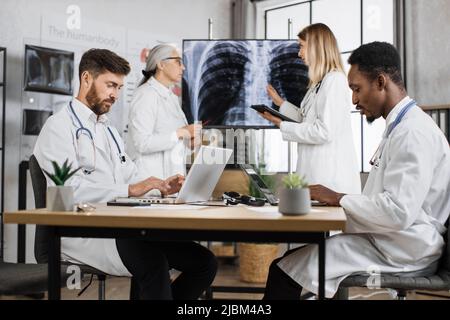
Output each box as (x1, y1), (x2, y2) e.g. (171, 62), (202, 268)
(46, 186), (74, 212)
(278, 188), (311, 215)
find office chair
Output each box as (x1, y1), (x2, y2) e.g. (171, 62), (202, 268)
(29, 154), (109, 300)
(336, 217), (450, 300)
(0, 260), (70, 298)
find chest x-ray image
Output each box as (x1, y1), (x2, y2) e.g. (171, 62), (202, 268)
(182, 40), (309, 128)
(24, 45), (74, 96)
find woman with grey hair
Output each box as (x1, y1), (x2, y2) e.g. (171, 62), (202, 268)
(127, 44), (201, 183)
(123, 45), (217, 299)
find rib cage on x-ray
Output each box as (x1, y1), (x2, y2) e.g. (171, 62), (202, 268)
(182, 40), (309, 127)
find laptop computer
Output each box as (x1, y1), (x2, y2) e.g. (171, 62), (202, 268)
(239, 164), (279, 206)
(239, 164), (327, 207)
(113, 146), (233, 205)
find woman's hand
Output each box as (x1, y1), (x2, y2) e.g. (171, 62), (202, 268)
(177, 123), (202, 150)
(267, 84), (285, 107)
(177, 123), (202, 140)
(258, 111), (282, 127)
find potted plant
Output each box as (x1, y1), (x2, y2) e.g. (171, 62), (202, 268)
(278, 173), (311, 215)
(43, 159), (80, 211)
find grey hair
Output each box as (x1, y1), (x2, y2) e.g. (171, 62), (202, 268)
(138, 44), (177, 86)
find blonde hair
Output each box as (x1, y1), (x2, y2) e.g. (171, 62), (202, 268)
(298, 23), (345, 87)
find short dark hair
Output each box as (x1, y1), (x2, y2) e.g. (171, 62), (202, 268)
(348, 41), (404, 88)
(79, 48), (130, 80)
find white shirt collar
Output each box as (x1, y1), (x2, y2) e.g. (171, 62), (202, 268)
(72, 98), (109, 125)
(383, 96), (412, 137)
(148, 76), (172, 98)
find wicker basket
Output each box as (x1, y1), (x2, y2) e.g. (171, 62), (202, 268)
(238, 243), (279, 283)
(211, 244), (235, 257)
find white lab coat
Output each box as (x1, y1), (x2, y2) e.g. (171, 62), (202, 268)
(278, 97), (450, 298)
(279, 71), (361, 194)
(33, 98), (142, 276)
(127, 77), (188, 181)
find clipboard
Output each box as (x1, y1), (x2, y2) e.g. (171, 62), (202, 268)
(251, 104), (298, 123)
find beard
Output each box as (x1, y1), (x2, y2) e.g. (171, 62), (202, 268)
(85, 85), (115, 116)
(366, 116), (376, 124)
(358, 105), (376, 124)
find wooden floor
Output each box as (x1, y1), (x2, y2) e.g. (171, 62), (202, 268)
(1, 260), (449, 300)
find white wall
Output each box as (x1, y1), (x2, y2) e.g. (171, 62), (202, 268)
(0, 0), (233, 262)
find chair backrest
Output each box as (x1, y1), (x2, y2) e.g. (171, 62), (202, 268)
(29, 154), (50, 263)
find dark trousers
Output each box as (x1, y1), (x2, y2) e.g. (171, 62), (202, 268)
(263, 248), (304, 300)
(116, 239), (218, 300)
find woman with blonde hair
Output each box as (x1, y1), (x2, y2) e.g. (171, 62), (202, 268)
(259, 23), (360, 195)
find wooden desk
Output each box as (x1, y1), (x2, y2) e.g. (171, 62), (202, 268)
(4, 204), (346, 300)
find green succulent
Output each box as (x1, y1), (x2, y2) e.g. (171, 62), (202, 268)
(43, 159), (80, 186)
(282, 173), (308, 189)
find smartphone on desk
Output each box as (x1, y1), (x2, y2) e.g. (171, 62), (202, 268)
(311, 200), (328, 206)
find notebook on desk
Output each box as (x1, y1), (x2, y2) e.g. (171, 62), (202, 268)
(113, 146), (233, 205)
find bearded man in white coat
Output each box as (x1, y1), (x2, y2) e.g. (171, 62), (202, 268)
(263, 42), (450, 299)
(34, 49), (217, 300)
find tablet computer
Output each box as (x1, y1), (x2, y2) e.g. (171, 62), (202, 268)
(251, 104), (298, 123)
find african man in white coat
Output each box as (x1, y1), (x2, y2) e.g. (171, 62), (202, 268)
(263, 42), (450, 299)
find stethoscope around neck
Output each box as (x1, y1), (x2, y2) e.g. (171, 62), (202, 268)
(300, 80), (322, 118)
(369, 99), (417, 166)
(69, 101), (126, 174)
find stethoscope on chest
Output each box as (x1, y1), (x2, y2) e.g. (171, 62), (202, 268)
(300, 80), (322, 118)
(369, 100), (417, 167)
(69, 102), (126, 174)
